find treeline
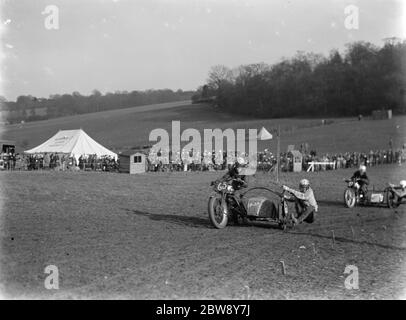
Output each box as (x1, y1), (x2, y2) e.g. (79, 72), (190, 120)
(1, 89), (194, 124)
(195, 40), (406, 117)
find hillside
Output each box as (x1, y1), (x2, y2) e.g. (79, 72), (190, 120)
(1, 100), (405, 155)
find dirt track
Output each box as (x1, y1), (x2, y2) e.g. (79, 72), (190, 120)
(1, 164), (405, 299)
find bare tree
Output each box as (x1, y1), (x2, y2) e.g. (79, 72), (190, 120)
(207, 65), (233, 90)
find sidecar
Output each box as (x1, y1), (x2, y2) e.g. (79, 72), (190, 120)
(363, 190), (387, 206)
(240, 186), (293, 230)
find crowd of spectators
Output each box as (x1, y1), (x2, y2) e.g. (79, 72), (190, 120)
(0, 152), (118, 172)
(0, 152), (16, 170)
(145, 144), (406, 173)
(1, 144), (405, 173)
(306, 148), (406, 170)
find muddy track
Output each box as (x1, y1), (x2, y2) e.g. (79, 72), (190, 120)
(1, 165), (405, 299)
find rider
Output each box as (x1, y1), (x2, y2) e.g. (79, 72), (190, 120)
(351, 165), (369, 197)
(214, 157), (248, 225)
(396, 180), (406, 196)
(283, 179), (318, 225)
(220, 157), (248, 191)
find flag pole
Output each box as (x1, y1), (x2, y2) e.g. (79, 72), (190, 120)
(276, 125), (280, 182)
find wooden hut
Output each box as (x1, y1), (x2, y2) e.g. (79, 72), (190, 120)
(0, 139), (16, 154)
(119, 150), (147, 174)
(288, 150), (303, 172)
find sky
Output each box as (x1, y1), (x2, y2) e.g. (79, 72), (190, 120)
(0, 0), (404, 101)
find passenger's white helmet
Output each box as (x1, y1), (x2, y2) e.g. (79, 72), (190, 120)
(299, 179), (310, 190)
(359, 165), (367, 172)
(400, 180), (406, 188)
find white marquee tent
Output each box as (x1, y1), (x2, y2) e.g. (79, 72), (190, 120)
(24, 129), (117, 161)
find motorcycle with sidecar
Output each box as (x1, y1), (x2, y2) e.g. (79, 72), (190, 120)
(207, 177), (294, 230)
(343, 178), (404, 208)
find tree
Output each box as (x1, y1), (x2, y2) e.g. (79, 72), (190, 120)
(208, 41), (406, 118)
(207, 65), (233, 90)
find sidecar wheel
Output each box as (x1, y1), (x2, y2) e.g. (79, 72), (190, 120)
(387, 191), (400, 209)
(208, 196), (228, 229)
(344, 188), (356, 208)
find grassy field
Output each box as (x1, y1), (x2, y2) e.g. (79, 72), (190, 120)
(1, 101), (405, 154)
(0, 164), (405, 299)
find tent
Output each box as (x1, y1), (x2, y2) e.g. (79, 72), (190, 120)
(257, 127), (273, 140)
(24, 129), (117, 161)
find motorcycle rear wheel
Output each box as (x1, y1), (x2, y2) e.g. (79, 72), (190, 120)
(208, 196), (229, 229)
(344, 188), (356, 208)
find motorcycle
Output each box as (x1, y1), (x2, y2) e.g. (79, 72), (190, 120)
(207, 178), (293, 230)
(385, 183), (406, 208)
(344, 178), (390, 208)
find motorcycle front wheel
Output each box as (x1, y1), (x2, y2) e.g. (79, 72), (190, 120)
(208, 196), (229, 229)
(344, 188), (356, 208)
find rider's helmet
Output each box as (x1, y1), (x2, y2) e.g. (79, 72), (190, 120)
(236, 156), (246, 166)
(235, 157), (248, 172)
(359, 165), (367, 173)
(299, 179), (310, 192)
(400, 180), (406, 189)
